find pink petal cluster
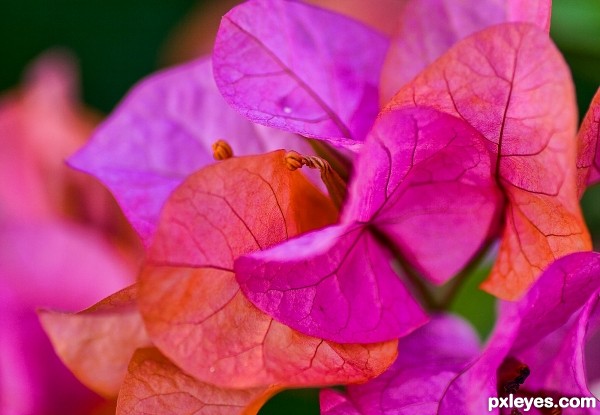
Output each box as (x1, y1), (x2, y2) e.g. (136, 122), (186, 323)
(69, 57), (312, 247)
(236, 107), (499, 342)
(35, 0), (600, 413)
(320, 253), (600, 414)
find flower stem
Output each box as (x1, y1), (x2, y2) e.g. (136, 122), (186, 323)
(437, 237), (496, 309)
(307, 139), (352, 182)
(368, 225), (439, 310)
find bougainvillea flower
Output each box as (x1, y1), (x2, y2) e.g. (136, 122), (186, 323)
(236, 106), (500, 343)
(319, 314), (481, 415)
(577, 88), (600, 193)
(40, 289), (276, 414)
(39, 285), (150, 398)
(213, 0), (389, 150)
(139, 151), (397, 387)
(388, 22), (591, 299)
(437, 251), (600, 414)
(69, 57), (311, 246)
(213, 4), (583, 342)
(117, 348), (277, 415)
(380, 0), (552, 103)
(42, 151), (398, 414)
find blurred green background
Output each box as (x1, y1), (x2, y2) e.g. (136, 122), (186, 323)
(0, 0), (196, 112)
(0, 0), (598, 413)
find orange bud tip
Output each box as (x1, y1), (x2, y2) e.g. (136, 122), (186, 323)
(284, 150), (304, 171)
(212, 139), (234, 160)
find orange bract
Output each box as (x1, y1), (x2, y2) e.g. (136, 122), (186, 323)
(38, 286), (151, 398)
(148, 150), (337, 269)
(140, 150), (397, 394)
(117, 348), (276, 415)
(140, 266), (397, 388)
(576, 88), (600, 193)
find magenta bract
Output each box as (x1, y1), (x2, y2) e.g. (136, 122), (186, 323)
(380, 0), (552, 103)
(440, 252), (600, 414)
(69, 58), (308, 246)
(320, 315), (481, 415)
(213, 0), (388, 150)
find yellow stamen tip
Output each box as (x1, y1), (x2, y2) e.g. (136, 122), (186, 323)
(284, 150), (304, 171)
(212, 139), (233, 160)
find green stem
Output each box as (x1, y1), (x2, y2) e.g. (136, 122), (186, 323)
(370, 226), (498, 312)
(308, 139), (352, 182)
(437, 237), (496, 310)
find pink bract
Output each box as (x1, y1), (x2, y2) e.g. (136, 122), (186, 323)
(69, 57), (309, 246)
(380, 0), (552, 102)
(389, 22), (590, 299)
(213, 0), (388, 150)
(439, 252), (600, 414)
(320, 314), (481, 415)
(236, 107), (500, 343)
(138, 151), (397, 389)
(319, 253), (600, 414)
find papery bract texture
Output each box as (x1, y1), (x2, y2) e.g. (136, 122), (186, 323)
(139, 151), (397, 391)
(380, 0), (552, 103)
(237, 107), (499, 343)
(141, 266), (396, 389)
(439, 252), (600, 414)
(39, 286), (151, 398)
(389, 22), (590, 299)
(116, 348), (275, 415)
(147, 150), (335, 269)
(342, 107), (501, 282)
(577, 88), (600, 193)
(213, 0), (388, 149)
(320, 314), (480, 415)
(69, 57), (308, 246)
(237, 222), (426, 344)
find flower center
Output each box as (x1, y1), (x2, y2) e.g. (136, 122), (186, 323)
(212, 139), (233, 160)
(498, 356), (530, 395)
(284, 150), (346, 209)
(496, 357), (563, 415)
